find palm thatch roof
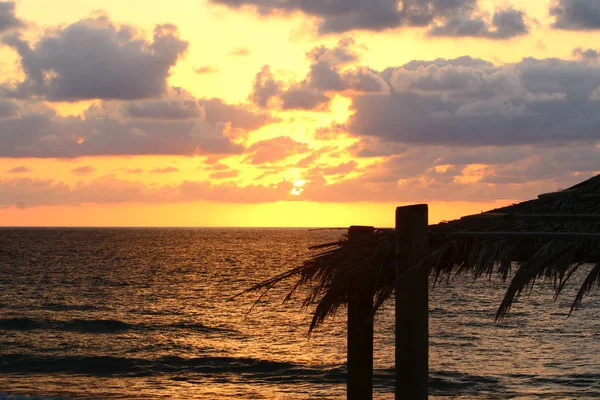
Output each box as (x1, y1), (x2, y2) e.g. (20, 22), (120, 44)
(239, 173), (600, 332)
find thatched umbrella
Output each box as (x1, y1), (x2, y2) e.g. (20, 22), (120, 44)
(238, 173), (600, 331)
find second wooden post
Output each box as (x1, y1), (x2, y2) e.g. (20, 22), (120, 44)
(347, 225), (375, 400)
(395, 205), (429, 399)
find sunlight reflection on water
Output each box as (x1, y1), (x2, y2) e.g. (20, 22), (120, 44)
(0, 228), (598, 399)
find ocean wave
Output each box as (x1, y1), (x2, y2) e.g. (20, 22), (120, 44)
(0, 353), (517, 392)
(0, 318), (231, 334)
(0, 354), (338, 380)
(61, 319), (133, 333)
(0, 318), (45, 331)
(0, 395), (63, 400)
(2, 353), (596, 398)
(0, 318), (133, 333)
(40, 303), (107, 312)
(166, 322), (232, 333)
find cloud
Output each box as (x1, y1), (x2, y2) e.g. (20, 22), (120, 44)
(428, 8), (529, 39)
(2, 147), (597, 207)
(308, 161), (358, 177)
(208, 0), (412, 33)
(1, 15), (188, 101)
(280, 87), (331, 110)
(0, 100), (19, 118)
(0, 1), (22, 33)
(573, 47), (600, 62)
(209, 170), (240, 179)
(1, 139), (598, 207)
(0, 176), (157, 207)
(306, 37), (362, 65)
(0, 106), (242, 157)
(210, 0), (530, 39)
(229, 46), (250, 56)
(249, 65), (284, 108)
(121, 99), (203, 120)
(6, 165), (30, 173)
(0, 175), (299, 207)
(551, 0), (600, 30)
(150, 166), (179, 173)
(194, 65), (220, 74)
(304, 39), (386, 94)
(199, 97), (269, 130)
(245, 136), (309, 164)
(346, 55), (600, 146)
(0, 88), (273, 157)
(249, 39), (387, 110)
(205, 163), (230, 171)
(72, 165), (96, 175)
(125, 168), (144, 174)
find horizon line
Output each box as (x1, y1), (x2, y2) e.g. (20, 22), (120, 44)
(0, 225), (378, 229)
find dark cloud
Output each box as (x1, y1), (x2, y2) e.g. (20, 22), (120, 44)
(72, 166), (96, 175)
(0, 87), (271, 157)
(229, 46), (250, 56)
(398, 56), (494, 71)
(122, 99), (203, 120)
(0, 105), (244, 158)
(551, 0), (600, 30)
(307, 61), (387, 93)
(121, 88), (271, 127)
(1, 16), (188, 101)
(0, 1), (22, 33)
(210, 0), (529, 39)
(280, 87), (331, 110)
(249, 39), (387, 111)
(428, 8), (529, 39)
(199, 97), (269, 130)
(150, 167), (179, 173)
(0, 100), (19, 118)
(480, 146), (600, 185)
(341, 67), (389, 92)
(306, 37), (361, 65)
(346, 56), (600, 146)
(249, 66), (284, 108)
(6, 165), (30, 173)
(573, 47), (600, 61)
(194, 65), (220, 74)
(307, 60), (347, 91)
(211, 0), (403, 34)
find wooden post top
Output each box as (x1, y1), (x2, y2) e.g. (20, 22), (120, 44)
(349, 225), (375, 231)
(396, 204), (428, 213)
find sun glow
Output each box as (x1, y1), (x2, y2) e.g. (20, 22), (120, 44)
(291, 179), (306, 196)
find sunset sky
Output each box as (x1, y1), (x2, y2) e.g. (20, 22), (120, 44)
(0, 0), (599, 227)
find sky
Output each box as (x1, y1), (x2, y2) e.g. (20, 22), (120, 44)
(0, 0), (599, 227)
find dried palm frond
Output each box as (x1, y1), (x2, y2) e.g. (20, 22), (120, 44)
(237, 174), (600, 331)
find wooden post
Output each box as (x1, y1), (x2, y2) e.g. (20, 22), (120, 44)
(347, 225), (375, 400)
(395, 205), (428, 400)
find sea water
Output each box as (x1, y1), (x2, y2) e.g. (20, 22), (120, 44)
(1, 228), (599, 399)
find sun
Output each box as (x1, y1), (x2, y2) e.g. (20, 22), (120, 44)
(291, 179), (306, 196)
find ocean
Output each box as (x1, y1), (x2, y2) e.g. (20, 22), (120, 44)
(0, 228), (599, 399)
